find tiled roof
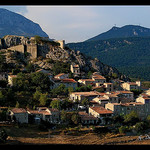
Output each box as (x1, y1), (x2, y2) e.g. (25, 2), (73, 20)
(11, 108), (27, 113)
(121, 102), (144, 106)
(71, 91), (100, 96)
(8, 75), (17, 78)
(79, 79), (95, 82)
(28, 110), (51, 115)
(61, 78), (77, 83)
(92, 74), (106, 80)
(78, 111), (98, 120)
(90, 106), (113, 114)
(54, 73), (65, 78)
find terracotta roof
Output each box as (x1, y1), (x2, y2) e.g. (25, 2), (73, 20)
(49, 108), (59, 112)
(54, 73), (65, 78)
(78, 111), (98, 120)
(11, 108), (27, 113)
(71, 91), (100, 96)
(61, 78), (77, 83)
(121, 102), (144, 106)
(92, 74), (106, 80)
(8, 75), (17, 78)
(128, 82), (138, 86)
(28, 110), (51, 115)
(79, 79), (95, 82)
(90, 106), (113, 114)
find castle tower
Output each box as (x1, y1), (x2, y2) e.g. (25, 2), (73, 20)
(57, 40), (65, 49)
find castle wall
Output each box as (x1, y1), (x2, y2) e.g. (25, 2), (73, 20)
(26, 44), (38, 59)
(7, 44), (25, 53)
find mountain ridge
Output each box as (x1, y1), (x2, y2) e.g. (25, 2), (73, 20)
(0, 8), (49, 38)
(85, 25), (150, 42)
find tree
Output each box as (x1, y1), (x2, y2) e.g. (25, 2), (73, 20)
(0, 91), (6, 106)
(50, 99), (62, 110)
(30, 72), (52, 92)
(33, 90), (42, 102)
(124, 111), (139, 126)
(81, 98), (89, 106)
(39, 93), (48, 106)
(71, 112), (80, 125)
(26, 63), (35, 73)
(15, 101), (20, 108)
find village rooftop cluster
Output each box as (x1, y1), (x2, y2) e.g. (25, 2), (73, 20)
(1, 63), (149, 126)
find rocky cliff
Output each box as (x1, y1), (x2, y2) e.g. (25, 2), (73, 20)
(0, 35), (129, 81)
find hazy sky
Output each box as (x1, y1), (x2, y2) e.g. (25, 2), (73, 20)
(0, 5), (150, 43)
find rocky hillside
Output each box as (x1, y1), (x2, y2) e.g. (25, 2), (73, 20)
(0, 8), (48, 38)
(0, 35), (128, 81)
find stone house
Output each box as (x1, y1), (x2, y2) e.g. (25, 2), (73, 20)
(78, 72), (106, 86)
(103, 83), (114, 92)
(51, 78), (77, 90)
(92, 97), (109, 107)
(111, 91), (134, 103)
(27, 107), (60, 124)
(9, 108), (28, 123)
(92, 72), (106, 84)
(103, 92), (119, 103)
(69, 91), (100, 102)
(121, 81), (141, 91)
(89, 106), (113, 124)
(78, 79), (95, 86)
(70, 63), (80, 77)
(78, 111), (98, 125)
(105, 102), (146, 120)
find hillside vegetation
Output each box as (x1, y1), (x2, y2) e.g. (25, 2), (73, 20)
(67, 37), (150, 80)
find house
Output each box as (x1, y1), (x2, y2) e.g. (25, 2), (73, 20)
(69, 91), (100, 102)
(70, 63), (80, 77)
(103, 83), (114, 92)
(78, 79), (95, 86)
(105, 102), (146, 120)
(51, 78), (77, 90)
(121, 81), (141, 91)
(78, 72), (106, 86)
(92, 72), (106, 84)
(103, 92), (119, 103)
(54, 73), (68, 80)
(28, 107), (60, 124)
(48, 108), (60, 124)
(78, 111), (98, 125)
(9, 108), (28, 123)
(92, 96), (109, 107)
(8, 74), (17, 86)
(111, 90), (134, 103)
(89, 106), (113, 124)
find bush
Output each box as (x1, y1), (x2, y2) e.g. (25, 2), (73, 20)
(134, 121), (148, 133)
(119, 126), (129, 134)
(0, 129), (8, 143)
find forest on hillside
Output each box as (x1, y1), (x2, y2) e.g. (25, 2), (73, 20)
(67, 37), (150, 81)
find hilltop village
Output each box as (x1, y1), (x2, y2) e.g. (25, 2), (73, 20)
(0, 35), (150, 139)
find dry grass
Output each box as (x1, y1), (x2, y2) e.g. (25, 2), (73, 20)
(1, 124), (150, 145)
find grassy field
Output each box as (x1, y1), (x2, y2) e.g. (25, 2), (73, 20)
(1, 124), (150, 145)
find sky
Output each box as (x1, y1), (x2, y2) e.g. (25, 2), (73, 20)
(0, 5), (150, 43)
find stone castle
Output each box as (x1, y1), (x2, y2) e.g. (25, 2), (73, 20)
(0, 35), (65, 59)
